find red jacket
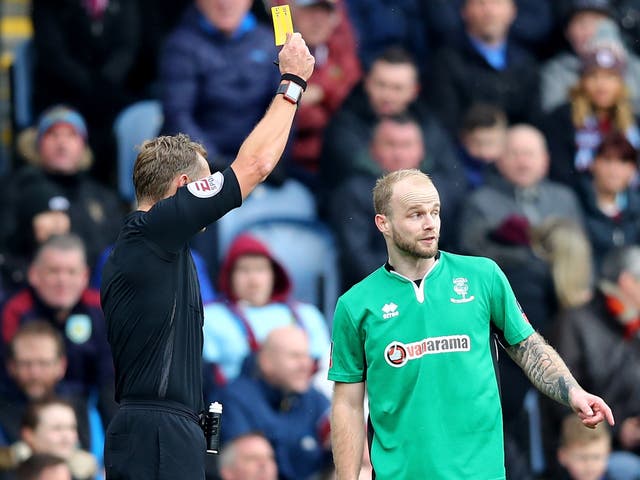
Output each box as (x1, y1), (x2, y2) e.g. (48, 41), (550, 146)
(290, 3), (362, 172)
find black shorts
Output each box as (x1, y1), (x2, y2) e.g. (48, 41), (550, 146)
(104, 399), (206, 480)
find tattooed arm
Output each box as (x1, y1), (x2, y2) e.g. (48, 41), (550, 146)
(505, 332), (615, 428)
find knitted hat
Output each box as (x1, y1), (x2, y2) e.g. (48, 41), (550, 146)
(17, 180), (70, 224)
(36, 105), (88, 143)
(580, 19), (627, 74)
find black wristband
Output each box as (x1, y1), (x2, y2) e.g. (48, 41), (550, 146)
(281, 73), (307, 92)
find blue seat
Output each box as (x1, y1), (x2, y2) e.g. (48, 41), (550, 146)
(217, 179), (317, 260)
(243, 218), (340, 319)
(113, 100), (163, 204)
(10, 38), (35, 133)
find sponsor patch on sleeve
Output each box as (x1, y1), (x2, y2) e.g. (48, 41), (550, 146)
(187, 172), (225, 198)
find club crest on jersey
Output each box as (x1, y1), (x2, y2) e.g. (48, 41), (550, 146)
(381, 302), (399, 319)
(384, 335), (471, 368)
(450, 277), (475, 303)
(187, 172), (224, 198)
(65, 314), (92, 344)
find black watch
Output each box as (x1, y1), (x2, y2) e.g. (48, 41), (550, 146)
(277, 81), (303, 105)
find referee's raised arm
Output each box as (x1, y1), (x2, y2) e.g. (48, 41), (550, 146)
(230, 32), (315, 199)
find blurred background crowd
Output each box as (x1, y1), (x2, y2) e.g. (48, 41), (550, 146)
(2, 0), (640, 479)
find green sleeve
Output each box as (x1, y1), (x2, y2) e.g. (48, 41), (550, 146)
(328, 297), (366, 383)
(489, 261), (535, 345)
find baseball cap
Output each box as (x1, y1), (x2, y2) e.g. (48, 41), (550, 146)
(36, 105), (88, 143)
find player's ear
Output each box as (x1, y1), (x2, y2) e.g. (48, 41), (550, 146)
(375, 214), (388, 234)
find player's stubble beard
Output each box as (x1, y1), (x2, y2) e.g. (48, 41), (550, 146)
(391, 228), (439, 259)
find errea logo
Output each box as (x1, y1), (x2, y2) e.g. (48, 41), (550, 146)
(382, 302), (399, 319)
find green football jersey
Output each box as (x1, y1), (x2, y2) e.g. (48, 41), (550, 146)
(329, 251), (534, 480)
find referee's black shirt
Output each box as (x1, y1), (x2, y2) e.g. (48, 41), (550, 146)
(100, 168), (242, 415)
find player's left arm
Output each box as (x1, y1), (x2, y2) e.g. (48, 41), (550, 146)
(505, 331), (615, 428)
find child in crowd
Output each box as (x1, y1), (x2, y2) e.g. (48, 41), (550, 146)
(556, 413), (612, 480)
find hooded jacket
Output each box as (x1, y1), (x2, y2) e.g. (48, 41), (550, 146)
(217, 234), (291, 304)
(202, 235), (331, 398)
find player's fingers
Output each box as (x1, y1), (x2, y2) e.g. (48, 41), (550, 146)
(596, 402), (615, 426)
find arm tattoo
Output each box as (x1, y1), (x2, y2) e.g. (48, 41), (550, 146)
(504, 332), (579, 406)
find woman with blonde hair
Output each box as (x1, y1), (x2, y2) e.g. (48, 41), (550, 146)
(531, 217), (594, 311)
(541, 21), (640, 192)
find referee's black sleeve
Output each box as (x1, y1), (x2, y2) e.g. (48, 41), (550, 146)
(140, 168), (242, 252)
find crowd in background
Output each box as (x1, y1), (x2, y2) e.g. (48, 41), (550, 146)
(2, 0), (640, 479)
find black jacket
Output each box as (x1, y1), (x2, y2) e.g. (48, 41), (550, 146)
(427, 35), (540, 135)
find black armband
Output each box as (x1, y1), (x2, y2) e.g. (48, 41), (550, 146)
(280, 73), (307, 92)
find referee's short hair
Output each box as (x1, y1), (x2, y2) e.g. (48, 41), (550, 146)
(133, 133), (207, 204)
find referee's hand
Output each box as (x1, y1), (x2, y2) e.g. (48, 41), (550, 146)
(278, 32), (315, 82)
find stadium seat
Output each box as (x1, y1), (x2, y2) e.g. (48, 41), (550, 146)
(243, 218), (340, 319)
(10, 38), (35, 133)
(113, 100), (163, 204)
(216, 178), (317, 259)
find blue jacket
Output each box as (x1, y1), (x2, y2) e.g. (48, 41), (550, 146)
(220, 375), (332, 480)
(160, 6), (280, 168)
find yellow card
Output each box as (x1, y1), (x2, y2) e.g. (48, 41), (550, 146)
(271, 5), (294, 46)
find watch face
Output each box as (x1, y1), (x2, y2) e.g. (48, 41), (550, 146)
(285, 82), (303, 103)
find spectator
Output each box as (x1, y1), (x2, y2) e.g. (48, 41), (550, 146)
(541, 3), (640, 114)
(542, 32), (640, 190)
(458, 124), (583, 297)
(283, 0), (361, 186)
(543, 245), (640, 479)
(219, 325), (333, 480)
(321, 46), (461, 200)
(424, 0), (554, 55)
(160, 0), (281, 171)
(202, 234), (331, 398)
(1, 106), (125, 274)
(328, 114), (430, 289)
(0, 322), (92, 451)
(0, 181), (71, 294)
(556, 0), (640, 58)
(457, 102), (509, 191)
(218, 432), (278, 480)
(0, 234), (116, 432)
(19, 399), (97, 480)
(15, 453), (72, 480)
(576, 132), (640, 272)
(555, 414), (612, 480)
(31, 0), (144, 184)
(427, 0), (540, 135)
(342, 0), (429, 75)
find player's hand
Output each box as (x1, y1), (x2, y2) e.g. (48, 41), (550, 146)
(278, 32), (315, 81)
(569, 389), (615, 428)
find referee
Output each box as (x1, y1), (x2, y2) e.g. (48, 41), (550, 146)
(100, 33), (314, 480)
